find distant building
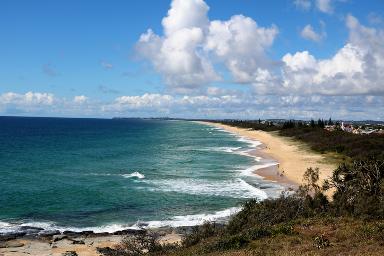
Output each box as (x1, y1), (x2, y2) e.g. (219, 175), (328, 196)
(324, 122), (384, 135)
(324, 125), (336, 131)
(341, 122), (354, 133)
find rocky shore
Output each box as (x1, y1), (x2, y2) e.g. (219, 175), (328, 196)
(0, 227), (183, 256)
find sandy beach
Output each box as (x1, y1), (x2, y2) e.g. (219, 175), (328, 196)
(198, 121), (337, 188)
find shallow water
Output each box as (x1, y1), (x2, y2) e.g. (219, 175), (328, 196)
(0, 117), (282, 234)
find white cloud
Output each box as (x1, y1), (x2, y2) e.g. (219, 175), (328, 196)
(205, 15), (278, 83)
(0, 92), (55, 106)
(1, 91), (383, 120)
(162, 0), (209, 36)
(104, 92), (384, 120)
(73, 95), (89, 104)
(137, 1), (383, 99)
(136, 0), (219, 93)
(282, 15), (384, 96)
(315, 0), (333, 14)
(136, 0), (277, 92)
(300, 24), (325, 42)
(293, 0), (311, 11)
(114, 93), (174, 110)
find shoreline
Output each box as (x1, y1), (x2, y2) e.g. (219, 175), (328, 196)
(0, 227), (183, 256)
(1, 120), (337, 255)
(197, 121), (337, 190)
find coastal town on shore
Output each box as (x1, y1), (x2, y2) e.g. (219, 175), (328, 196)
(237, 118), (384, 135)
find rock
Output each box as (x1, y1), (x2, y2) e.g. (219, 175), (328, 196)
(80, 231), (94, 236)
(0, 240), (25, 248)
(52, 234), (68, 242)
(63, 231), (79, 235)
(157, 230), (167, 236)
(0, 233), (26, 242)
(92, 232), (110, 237)
(0, 235), (17, 242)
(113, 229), (145, 236)
(62, 251), (78, 256)
(39, 230), (61, 237)
(72, 239), (85, 245)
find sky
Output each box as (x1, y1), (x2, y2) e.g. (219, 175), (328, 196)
(0, 0), (383, 120)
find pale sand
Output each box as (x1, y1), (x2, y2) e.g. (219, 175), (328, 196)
(198, 121), (337, 188)
(0, 233), (182, 256)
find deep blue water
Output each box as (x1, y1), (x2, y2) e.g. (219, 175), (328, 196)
(0, 117), (282, 234)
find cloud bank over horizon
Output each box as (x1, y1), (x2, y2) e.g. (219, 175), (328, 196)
(1, 0), (383, 120)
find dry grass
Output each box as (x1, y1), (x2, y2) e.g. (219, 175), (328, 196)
(167, 218), (384, 256)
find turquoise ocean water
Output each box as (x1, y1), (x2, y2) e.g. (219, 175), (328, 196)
(0, 117), (282, 235)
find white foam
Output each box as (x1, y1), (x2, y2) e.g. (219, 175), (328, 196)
(0, 221), (137, 235)
(143, 207), (241, 228)
(236, 136), (262, 148)
(201, 146), (242, 153)
(141, 178), (268, 200)
(240, 162), (279, 177)
(121, 171), (145, 179)
(0, 206), (243, 235)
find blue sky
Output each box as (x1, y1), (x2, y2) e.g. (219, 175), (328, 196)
(0, 0), (383, 119)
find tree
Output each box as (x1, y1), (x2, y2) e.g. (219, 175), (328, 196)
(323, 159), (384, 217)
(310, 119), (316, 128)
(317, 119), (325, 128)
(299, 167), (321, 196)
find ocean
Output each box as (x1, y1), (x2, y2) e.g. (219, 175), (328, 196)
(0, 117), (283, 235)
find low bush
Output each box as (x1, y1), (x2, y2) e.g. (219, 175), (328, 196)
(182, 222), (223, 247)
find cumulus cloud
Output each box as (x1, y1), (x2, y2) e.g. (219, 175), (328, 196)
(315, 0), (333, 14)
(114, 93), (174, 110)
(73, 95), (88, 104)
(136, 1), (383, 99)
(136, 0), (277, 92)
(0, 92), (55, 106)
(205, 15), (278, 83)
(282, 14), (384, 96)
(136, 0), (219, 93)
(0, 92), (99, 116)
(300, 24), (326, 42)
(162, 0), (209, 36)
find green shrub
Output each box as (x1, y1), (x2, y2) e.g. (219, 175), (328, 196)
(226, 196), (307, 235)
(324, 159), (384, 217)
(182, 222), (223, 248)
(207, 234), (249, 251)
(97, 231), (179, 256)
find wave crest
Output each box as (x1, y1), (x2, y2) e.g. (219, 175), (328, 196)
(121, 171), (145, 179)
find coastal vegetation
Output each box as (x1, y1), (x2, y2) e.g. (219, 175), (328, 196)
(220, 119), (384, 160)
(98, 120), (384, 256)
